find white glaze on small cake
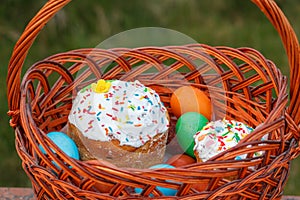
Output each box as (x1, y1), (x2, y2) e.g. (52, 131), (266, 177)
(68, 79), (169, 148)
(193, 119), (255, 162)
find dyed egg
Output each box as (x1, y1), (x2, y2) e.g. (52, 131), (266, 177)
(191, 180), (210, 192)
(166, 154), (196, 167)
(93, 182), (113, 193)
(176, 112), (208, 157)
(84, 160), (117, 193)
(170, 86), (212, 120)
(135, 164), (177, 196)
(39, 131), (79, 161)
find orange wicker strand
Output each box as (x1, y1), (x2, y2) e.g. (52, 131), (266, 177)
(6, 0), (300, 199)
(252, 0), (300, 125)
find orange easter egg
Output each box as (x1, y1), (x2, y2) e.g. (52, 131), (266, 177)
(93, 182), (113, 193)
(170, 86), (212, 120)
(166, 154), (196, 167)
(84, 160), (116, 193)
(191, 180), (210, 192)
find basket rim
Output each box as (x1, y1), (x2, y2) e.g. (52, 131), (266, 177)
(6, 0), (300, 198)
(6, 0), (300, 129)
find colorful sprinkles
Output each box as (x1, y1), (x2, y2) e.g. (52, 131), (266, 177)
(193, 118), (261, 162)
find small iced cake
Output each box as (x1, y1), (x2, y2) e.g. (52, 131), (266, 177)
(68, 79), (169, 168)
(193, 119), (255, 162)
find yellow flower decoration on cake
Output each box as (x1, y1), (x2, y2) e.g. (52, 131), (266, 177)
(92, 79), (111, 93)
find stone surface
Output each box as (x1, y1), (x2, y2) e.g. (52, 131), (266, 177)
(0, 187), (299, 199)
(0, 187), (35, 200)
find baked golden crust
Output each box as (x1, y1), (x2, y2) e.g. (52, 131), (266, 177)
(67, 123), (168, 168)
(194, 150), (203, 163)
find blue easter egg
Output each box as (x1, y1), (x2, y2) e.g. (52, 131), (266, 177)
(135, 164), (177, 196)
(40, 131), (79, 160)
(149, 163), (175, 170)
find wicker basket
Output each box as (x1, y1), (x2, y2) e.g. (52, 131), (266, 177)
(7, 0), (300, 199)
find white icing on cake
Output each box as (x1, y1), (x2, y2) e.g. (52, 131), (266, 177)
(68, 79), (169, 148)
(193, 119), (256, 162)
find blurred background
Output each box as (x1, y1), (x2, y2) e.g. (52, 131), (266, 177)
(1, 0), (299, 195)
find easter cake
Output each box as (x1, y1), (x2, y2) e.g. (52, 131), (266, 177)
(67, 79), (169, 168)
(193, 118), (255, 162)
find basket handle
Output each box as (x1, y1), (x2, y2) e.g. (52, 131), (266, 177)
(7, 0), (300, 127)
(251, 0), (300, 127)
(7, 0), (71, 127)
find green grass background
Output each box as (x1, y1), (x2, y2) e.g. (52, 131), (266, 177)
(1, 0), (300, 195)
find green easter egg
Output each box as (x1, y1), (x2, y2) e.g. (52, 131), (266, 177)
(175, 112), (208, 157)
